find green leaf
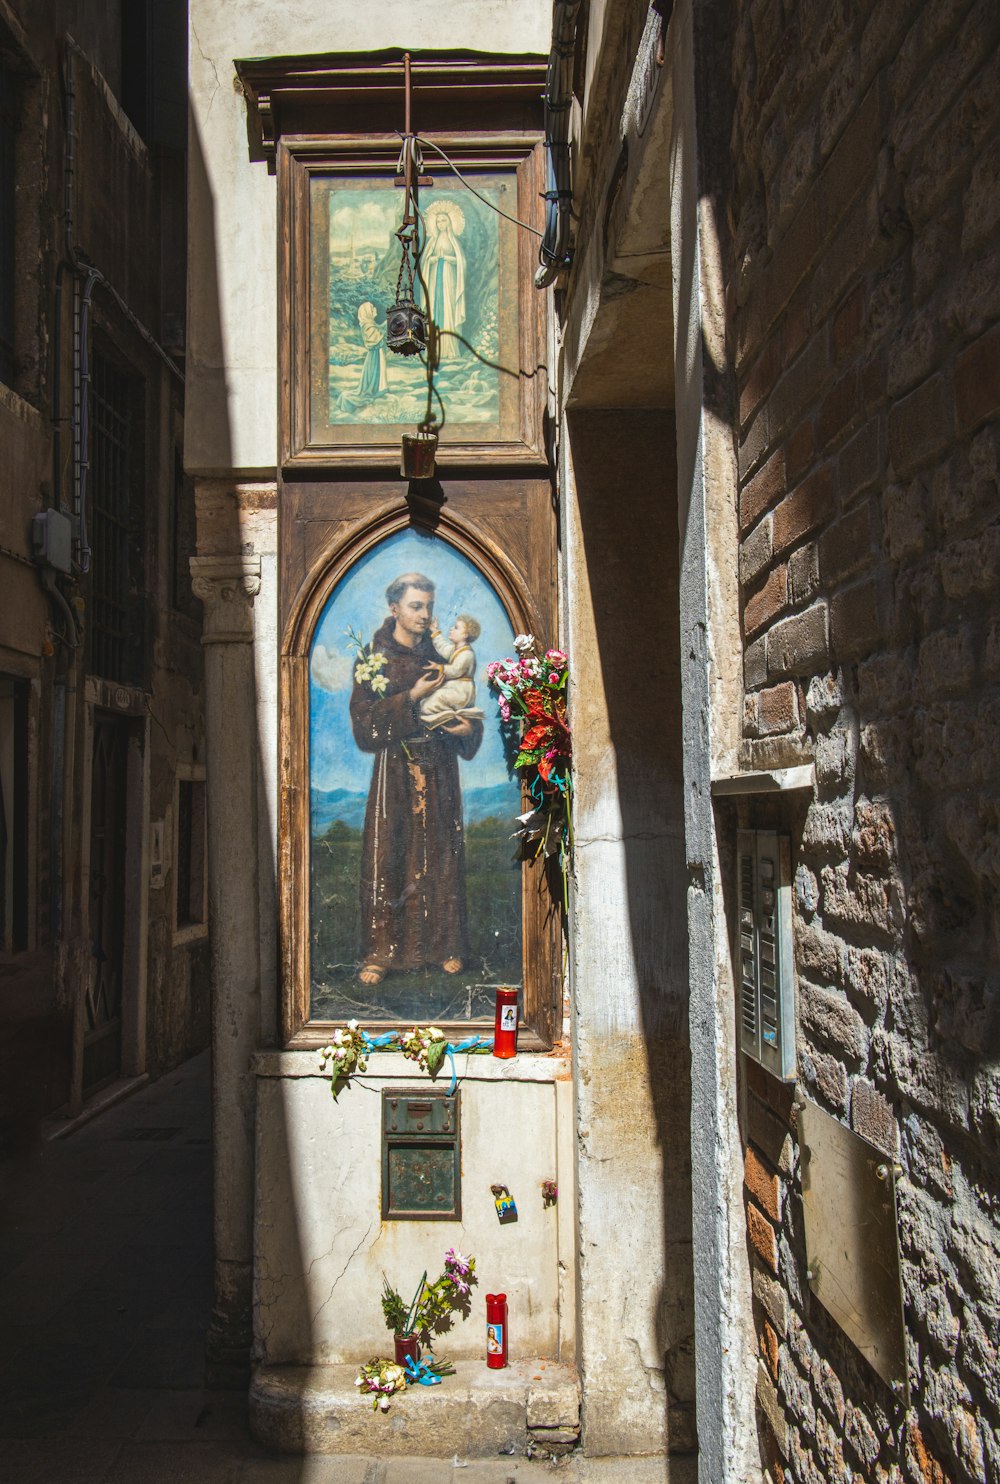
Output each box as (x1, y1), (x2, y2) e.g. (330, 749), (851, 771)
(405, 1272), (428, 1336)
(425, 1040), (447, 1077)
(515, 748), (545, 768)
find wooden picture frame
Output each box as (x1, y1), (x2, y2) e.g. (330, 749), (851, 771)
(278, 135), (548, 470)
(279, 501), (561, 1050)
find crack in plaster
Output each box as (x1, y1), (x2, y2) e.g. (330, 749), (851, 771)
(623, 1329), (666, 1395)
(190, 22), (223, 121)
(575, 830), (674, 847)
(312, 1218), (377, 1326)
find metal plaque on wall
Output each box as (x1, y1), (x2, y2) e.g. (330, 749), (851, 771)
(381, 1087), (461, 1220)
(798, 1098), (909, 1402)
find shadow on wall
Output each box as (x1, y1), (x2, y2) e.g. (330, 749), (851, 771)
(187, 98), (310, 1470)
(569, 407), (697, 1462)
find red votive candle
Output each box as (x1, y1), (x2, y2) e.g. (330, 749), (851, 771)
(493, 987), (519, 1058)
(486, 1293), (508, 1368)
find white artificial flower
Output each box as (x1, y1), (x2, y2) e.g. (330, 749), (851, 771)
(348, 1019), (359, 1031)
(513, 633), (535, 653)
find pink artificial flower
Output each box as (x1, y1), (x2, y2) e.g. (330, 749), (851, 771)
(548, 673), (560, 685)
(545, 649), (567, 667)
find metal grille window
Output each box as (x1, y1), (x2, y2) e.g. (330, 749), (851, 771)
(0, 54), (17, 386)
(91, 353), (145, 684)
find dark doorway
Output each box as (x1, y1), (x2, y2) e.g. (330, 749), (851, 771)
(85, 713), (130, 1093)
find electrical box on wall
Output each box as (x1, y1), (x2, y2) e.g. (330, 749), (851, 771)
(737, 829), (797, 1080)
(31, 508), (74, 574)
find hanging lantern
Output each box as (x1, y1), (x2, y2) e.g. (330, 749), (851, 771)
(387, 227), (427, 356)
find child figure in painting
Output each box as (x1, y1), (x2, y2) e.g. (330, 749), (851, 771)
(419, 615), (485, 731)
(356, 301), (388, 399)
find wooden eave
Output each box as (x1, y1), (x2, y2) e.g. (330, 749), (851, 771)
(234, 48), (547, 170)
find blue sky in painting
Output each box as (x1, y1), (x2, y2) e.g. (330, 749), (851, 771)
(309, 529), (518, 797)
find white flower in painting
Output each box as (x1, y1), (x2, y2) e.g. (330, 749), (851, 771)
(311, 643), (353, 693)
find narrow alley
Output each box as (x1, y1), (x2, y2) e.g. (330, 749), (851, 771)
(1, 3), (997, 1479)
(0, 1056), (663, 1483)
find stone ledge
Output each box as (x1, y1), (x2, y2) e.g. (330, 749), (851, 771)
(250, 1360), (580, 1456)
(252, 1050), (572, 1083)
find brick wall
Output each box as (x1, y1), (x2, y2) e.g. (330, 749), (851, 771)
(727, 1), (1000, 1479)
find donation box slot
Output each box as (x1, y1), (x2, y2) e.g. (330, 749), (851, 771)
(381, 1087), (461, 1221)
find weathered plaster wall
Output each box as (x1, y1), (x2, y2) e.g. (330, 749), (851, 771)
(254, 1055), (573, 1364)
(552, 4), (699, 1468)
(186, 0), (551, 476)
(668, 2), (760, 1479)
(562, 408), (695, 1467)
(722, 1), (1000, 1479)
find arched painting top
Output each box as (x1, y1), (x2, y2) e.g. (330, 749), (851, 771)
(305, 523), (525, 1025)
(285, 503), (538, 660)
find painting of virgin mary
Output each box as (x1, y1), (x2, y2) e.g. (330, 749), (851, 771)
(422, 201), (467, 362)
(309, 174), (517, 443)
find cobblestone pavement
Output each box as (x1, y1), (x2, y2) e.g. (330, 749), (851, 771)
(0, 1052), (675, 1483)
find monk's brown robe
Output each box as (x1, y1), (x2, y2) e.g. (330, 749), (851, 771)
(350, 619), (483, 971)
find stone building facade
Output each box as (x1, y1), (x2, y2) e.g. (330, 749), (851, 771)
(719, 3), (1000, 1480)
(186, 0), (999, 1478)
(0, 0), (208, 1144)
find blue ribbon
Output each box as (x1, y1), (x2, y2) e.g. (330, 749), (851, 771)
(444, 1036), (493, 1096)
(530, 770), (570, 803)
(403, 1354), (441, 1386)
(358, 1031), (494, 1096)
(362, 1032), (397, 1052)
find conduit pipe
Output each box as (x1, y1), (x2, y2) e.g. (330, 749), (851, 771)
(535, 0), (583, 288)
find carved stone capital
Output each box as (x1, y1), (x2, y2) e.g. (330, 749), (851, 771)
(190, 555), (262, 644)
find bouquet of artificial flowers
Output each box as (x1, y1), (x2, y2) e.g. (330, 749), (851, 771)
(487, 634), (572, 874)
(318, 1020), (368, 1096)
(400, 1024), (447, 1077)
(355, 1358), (408, 1411)
(381, 1248), (477, 1343)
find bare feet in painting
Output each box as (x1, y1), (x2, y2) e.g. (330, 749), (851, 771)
(441, 958), (463, 974)
(358, 962), (386, 985)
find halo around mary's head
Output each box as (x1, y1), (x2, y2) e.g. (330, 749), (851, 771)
(426, 198), (466, 237)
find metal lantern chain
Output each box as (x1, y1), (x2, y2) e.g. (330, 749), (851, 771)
(386, 55), (428, 359)
(395, 223), (417, 305)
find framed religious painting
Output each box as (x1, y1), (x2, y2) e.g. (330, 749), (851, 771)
(278, 135), (548, 469)
(280, 510), (561, 1049)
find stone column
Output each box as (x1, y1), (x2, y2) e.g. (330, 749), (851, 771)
(190, 554), (262, 1385)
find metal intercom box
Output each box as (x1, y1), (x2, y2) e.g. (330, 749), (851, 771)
(737, 829), (796, 1080)
(381, 1087), (461, 1221)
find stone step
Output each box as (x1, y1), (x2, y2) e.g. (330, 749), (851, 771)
(250, 1359), (581, 1457)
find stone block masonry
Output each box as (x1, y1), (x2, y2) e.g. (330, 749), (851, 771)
(726, 0), (1000, 1479)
